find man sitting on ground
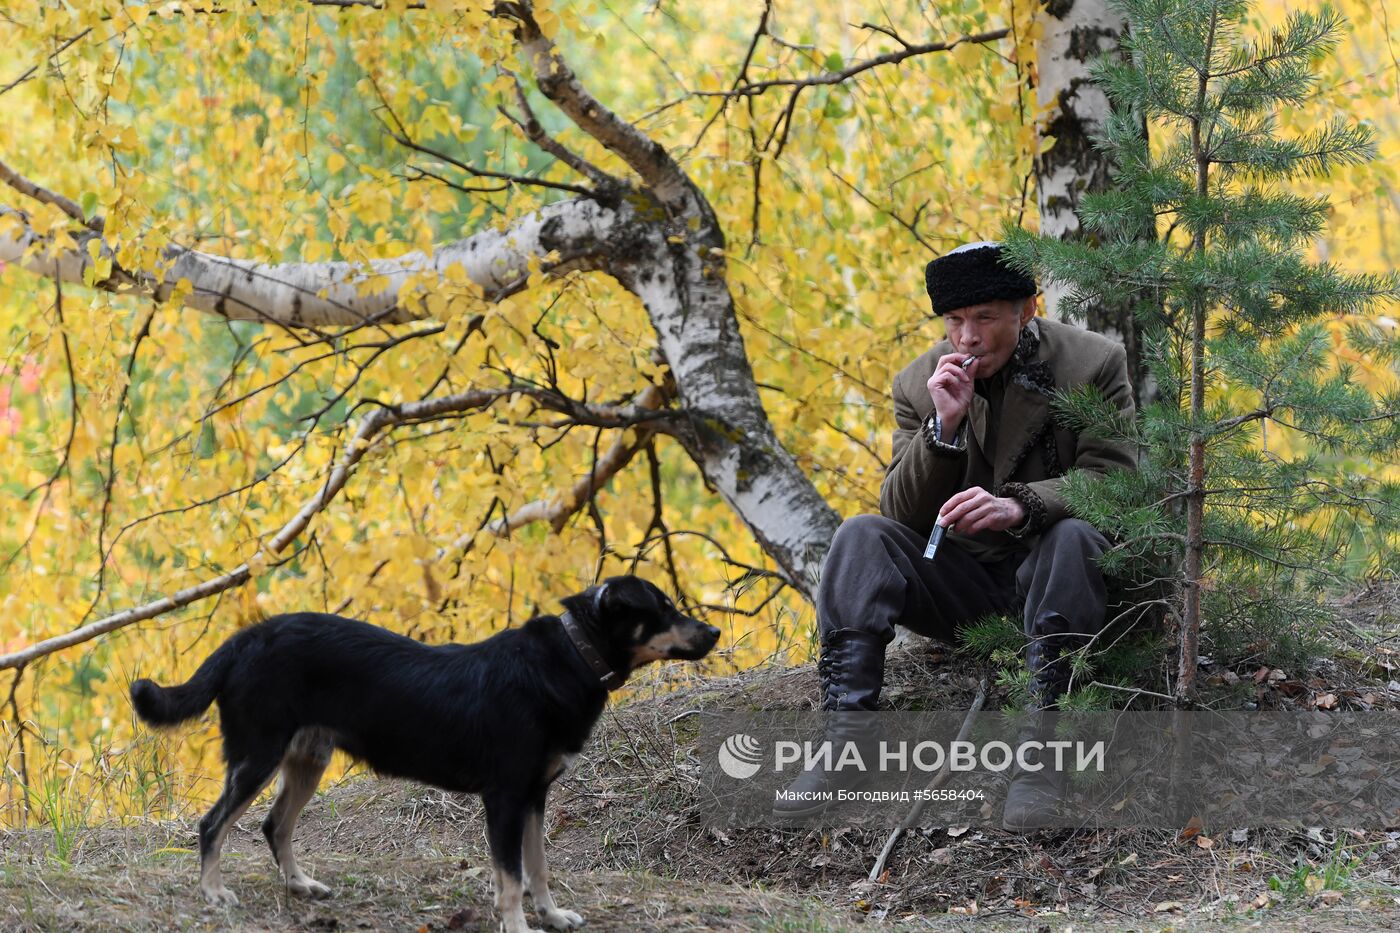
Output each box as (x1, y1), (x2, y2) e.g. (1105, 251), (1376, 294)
(776, 240), (1138, 830)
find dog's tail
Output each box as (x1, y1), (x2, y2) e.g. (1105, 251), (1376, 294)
(130, 635), (241, 727)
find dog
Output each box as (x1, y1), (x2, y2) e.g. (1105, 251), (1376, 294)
(130, 575), (720, 933)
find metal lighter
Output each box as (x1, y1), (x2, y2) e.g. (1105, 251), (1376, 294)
(922, 355), (978, 561)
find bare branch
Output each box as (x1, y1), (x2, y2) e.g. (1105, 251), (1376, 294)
(628, 528), (783, 588)
(0, 29), (91, 98)
(870, 677), (988, 880)
(857, 21), (914, 51)
(640, 437), (690, 606)
(693, 28), (1010, 98)
(689, 0), (773, 153)
(389, 130), (595, 197)
(4, 666), (30, 825)
(766, 32), (815, 53)
(1, 279), (82, 578)
(829, 168), (939, 251)
(404, 164), (511, 194)
(86, 304), (156, 624)
(367, 72), (599, 198)
(462, 384), (672, 542)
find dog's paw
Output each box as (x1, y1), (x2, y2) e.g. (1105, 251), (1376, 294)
(541, 907), (585, 929)
(288, 877), (332, 899)
(201, 885), (239, 907)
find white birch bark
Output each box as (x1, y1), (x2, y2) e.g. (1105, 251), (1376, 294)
(617, 220), (840, 594)
(0, 199), (620, 326)
(1035, 0), (1127, 328)
(1036, 0), (1154, 403)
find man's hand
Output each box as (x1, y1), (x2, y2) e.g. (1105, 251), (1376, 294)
(926, 353), (979, 439)
(938, 486), (1026, 534)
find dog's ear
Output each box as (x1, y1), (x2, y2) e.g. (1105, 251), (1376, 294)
(561, 580), (614, 622)
(560, 586), (596, 622)
(573, 575), (661, 624)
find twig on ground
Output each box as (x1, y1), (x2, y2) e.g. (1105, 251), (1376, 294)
(869, 676), (988, 881)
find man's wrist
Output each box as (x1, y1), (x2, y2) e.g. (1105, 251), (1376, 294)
(1000, 482), (1047, 537)
(921, 411), (968, 455)
(1002, 497), (1027, 531)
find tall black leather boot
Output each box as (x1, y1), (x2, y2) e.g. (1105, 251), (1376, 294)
(1001, 629), (1074, 832)
(772, 630), (886, 819)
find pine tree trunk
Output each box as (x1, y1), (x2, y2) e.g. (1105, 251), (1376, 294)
(1178, 39), (1217, 704)
(1036, 0), (1155, 405)
(1181, 307), (1206, 703)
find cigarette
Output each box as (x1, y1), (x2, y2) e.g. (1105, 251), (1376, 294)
(959, 355), (978, 370)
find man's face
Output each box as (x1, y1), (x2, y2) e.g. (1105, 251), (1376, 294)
(942, 297), (1036, 378)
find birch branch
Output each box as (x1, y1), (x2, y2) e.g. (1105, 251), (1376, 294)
(498, 1), (695, 211)
(0, 388), (499, 671)
(685, 28), (1010, 98)
(0, 159), (101, 230)
(497, 70), (617, 189)
(0, 195), (627, 327)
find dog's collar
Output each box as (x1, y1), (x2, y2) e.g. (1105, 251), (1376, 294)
(560, 611), (624, 692)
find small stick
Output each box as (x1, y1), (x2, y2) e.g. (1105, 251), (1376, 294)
(868, 677), (988, 882)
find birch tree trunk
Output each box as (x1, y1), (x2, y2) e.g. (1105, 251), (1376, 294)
(1036, 0), (1155, 404)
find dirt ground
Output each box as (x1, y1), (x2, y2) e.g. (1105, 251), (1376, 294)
(3, 580), (1400, 931)
(5, 787), (1400, 932)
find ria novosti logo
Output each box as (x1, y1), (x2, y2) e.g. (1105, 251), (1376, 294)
(717, 733), (764, 779)
(714, 733), (1107, 780)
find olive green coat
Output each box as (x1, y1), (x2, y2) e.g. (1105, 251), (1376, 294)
(879, 317), (1137, 562)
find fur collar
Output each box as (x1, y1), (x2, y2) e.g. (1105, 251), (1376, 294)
(1009, 319), (1056, 399)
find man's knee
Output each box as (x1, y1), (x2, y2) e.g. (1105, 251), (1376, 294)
(830, 513), (904, 555)
(1016, 518), (1111, 604)
(1039, 518), (1109, 555)
(817, 515), (911, 643)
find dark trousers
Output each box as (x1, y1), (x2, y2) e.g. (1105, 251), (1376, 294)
(816, 514), (1110, 646)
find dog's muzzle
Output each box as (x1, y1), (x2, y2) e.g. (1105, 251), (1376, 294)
(670, 621), (721, 660)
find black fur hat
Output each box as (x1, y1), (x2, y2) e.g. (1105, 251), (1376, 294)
(924, 241), (1037, 315)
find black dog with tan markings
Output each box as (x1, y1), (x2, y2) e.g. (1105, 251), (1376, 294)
(130, 576), (719, 933)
